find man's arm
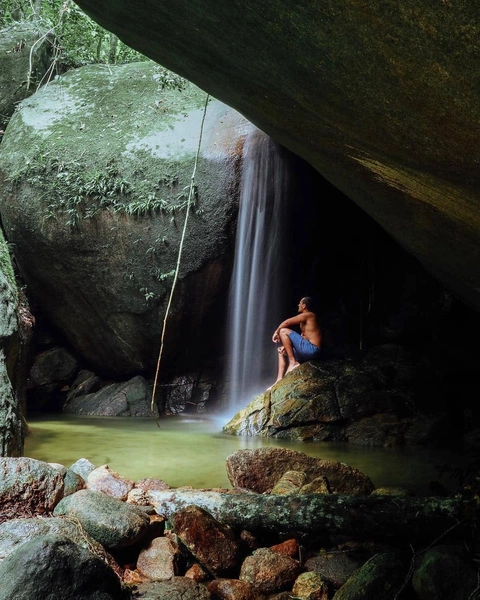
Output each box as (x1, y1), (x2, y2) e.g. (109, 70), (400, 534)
(272, 314), (308, 342)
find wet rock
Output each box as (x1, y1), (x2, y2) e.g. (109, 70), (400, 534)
(53, 489), (149, 550)
(412, 544), (478, 600)
(173, 505), (243, 577)
(137, 535), (183, 581)
(127, 488), (151, 505)
(304, 552), (362, 590)
(185, 562), (209, 582)
(0, 457), (64, 522)
(239, 547), (301, 594)
(208, 578), (260, 600)
(0, 534), (123, 600)
(370, 487), (414, 497)
(87, 464), (134, 500)
(135, 476), (170, 492)
(292, 572), (329, 600)
(69, 457), (96, 481)
(0, 61), (248, 378)
(343, 413), (406, 447)
(271, 470), (308, 494)
(225, 448), (374, 494)
(28, 346), (78, 388)
(270, 539), (299, 558)
(0, 23), (52, 130)
(301, 476), (331, 494)
(66, 369), (101, 401)
(64, 375), (151, 416)
(332, 552), (405, 599)
(0, 516), (120, 573)
(135, 577), (212, 600)
(63, 468), (86, 496)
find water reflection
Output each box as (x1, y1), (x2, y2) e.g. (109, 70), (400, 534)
(25, 413), (465, 495)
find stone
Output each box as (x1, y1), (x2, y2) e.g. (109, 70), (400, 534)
(185, 563), (209, 582)
(0, 516), (121, 574)
(137, 536), (182, 581)
(271, 471), (308, 494)
(135, 476), (170, 492)
(0, 534), (123, 600)
(66, 369), (101, 401)
(63, 468), (86, 496)
(0, 60), (251, 376)
(135, 577), (212, 600)
(70, 0), (480, 312)
(0, 23), (52, 130)
(87, 464), (134, 500)
(292, 572), (329, 600)
(304, 552), (362, 590)
(0, 457), (64, 522)
(64, 375), (151, 416)
(301, 477), (331, 494)
(53, 489), (149, 550)
(332, 553), (405, 599)
(173, 505), (243, 577)
(69, 457), (96, 481)
(207, 578), (260, 600)
(270, 539), (299, 559)
(225, 448), (374, 494)
(239, 547), (301, 595)
(411, 544), (478, 600)
(28, 346), (78, 387)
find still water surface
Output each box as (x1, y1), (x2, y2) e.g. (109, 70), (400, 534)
(25, 414), (463, 495)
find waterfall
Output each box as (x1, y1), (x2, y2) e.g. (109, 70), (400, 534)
(226, 129), (294, 408)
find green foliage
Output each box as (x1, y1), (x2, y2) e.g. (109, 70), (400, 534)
(0, 0), (146, 68)
(8, 152), (201, 227)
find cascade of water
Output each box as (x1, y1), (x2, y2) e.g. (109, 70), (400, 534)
(226, 129), (294, 408)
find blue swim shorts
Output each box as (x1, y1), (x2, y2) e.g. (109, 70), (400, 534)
(289, 331), (322, 363)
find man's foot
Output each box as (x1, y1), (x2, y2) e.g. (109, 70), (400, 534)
(286, 362), (300, 374)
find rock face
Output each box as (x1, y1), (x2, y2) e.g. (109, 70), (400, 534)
(0, 534), (123, 600)
(0, 60), (252, 376)
(0, 23), (52, 130)
(72, 0), (480, 312)
(224, 346), (446, 446)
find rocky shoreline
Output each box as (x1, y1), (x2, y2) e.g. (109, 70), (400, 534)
(0, 448), (478, 599)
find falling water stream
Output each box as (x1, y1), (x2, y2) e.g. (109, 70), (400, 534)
(226, 130), (293, 406)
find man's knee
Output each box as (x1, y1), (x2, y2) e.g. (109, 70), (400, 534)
(279, 328), (292, 338)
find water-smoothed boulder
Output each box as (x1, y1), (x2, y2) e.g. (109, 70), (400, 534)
(135, 577), (212, 600)
(224, 345), (446, 446)
(0, 22), (52, 131)
(239, 547), (301, 595)
(72, 0), (480, 312)
(53, 488), (150, 550)
(0, 516), (120, 574)
(0, 534), (123, 600)
(0, 457), (64, 522)
(0, 60), (252, 377)
(64, 374), (151, 416)
(225, 448), (374, 495)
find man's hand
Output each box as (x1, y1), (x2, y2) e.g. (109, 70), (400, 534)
(272, 331), (280, 343)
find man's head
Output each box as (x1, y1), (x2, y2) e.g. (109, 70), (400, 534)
(298, 297), (314, 312)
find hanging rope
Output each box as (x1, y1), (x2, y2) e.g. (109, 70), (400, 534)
(150, 92), (210, 420)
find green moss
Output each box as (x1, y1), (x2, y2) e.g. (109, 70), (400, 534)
(0, 228), (17, 296)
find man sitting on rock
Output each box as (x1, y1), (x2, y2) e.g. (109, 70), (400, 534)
(269, 297), (322, 389)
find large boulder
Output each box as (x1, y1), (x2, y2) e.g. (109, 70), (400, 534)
(0, 22), (52, 130)
(72, 0), (480, 312)
(224, 345), (446, 446)
(0, 457), (64, 522)
(0, 60), (252, 376)
(0, 534), (124, 600)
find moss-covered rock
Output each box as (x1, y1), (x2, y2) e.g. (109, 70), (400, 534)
(0, 22), (52, 130)
(0, 60), (252, 375)
(72, 0), (480, 311)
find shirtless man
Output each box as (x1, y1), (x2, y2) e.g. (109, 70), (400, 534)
(270, 297), (322, 387)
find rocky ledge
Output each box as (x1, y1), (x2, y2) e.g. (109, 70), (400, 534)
(0, 449), (478, 599)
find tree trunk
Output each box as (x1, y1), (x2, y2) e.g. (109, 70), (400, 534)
(147, 489), (474, 542)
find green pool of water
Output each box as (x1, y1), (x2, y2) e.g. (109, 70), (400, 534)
(25, 413), (464, 494)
